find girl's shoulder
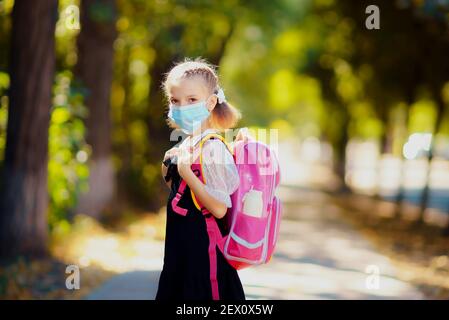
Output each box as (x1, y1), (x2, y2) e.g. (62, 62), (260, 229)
(201, 137), (234, 166)
(197, 129), (220, 143)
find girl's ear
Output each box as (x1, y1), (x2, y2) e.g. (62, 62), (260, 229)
(207, 94), (218, 112)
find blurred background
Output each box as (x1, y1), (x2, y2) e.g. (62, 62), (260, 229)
(0, 0), (449, 299)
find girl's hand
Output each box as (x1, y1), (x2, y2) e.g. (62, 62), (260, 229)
(163, 147), (180, 162)
(176, 144), (227, 219)
(162, 147), (181, 188)
(236, 127), (253, 142)
(177, 146), (194, 179)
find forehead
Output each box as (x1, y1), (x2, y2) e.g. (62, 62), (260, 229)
(168, 76), (209, 97)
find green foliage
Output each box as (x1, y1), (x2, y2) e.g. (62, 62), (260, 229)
(55, 0), (81, 70)
(2, 0), (448, 216)
(0, 0), (13, 71)
(408, 98), (438, 134)
(89, 0), (116, 23)
(0, 69), (88, 229)
(48, 72), (89, 228)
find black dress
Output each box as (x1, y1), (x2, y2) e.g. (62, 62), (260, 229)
(155, 162), (246, 301)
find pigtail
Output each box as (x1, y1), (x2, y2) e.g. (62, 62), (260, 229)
(210, 99), (241, 131)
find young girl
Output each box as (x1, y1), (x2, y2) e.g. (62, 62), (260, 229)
(156, 58), (246, 300)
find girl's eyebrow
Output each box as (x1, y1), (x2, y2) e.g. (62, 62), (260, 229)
(186, 94), (198, 98)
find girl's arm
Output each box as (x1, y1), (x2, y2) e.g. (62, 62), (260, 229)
(177, 147), (228, 219)
(161, 147), (180, 189)
(179, 167), (227, 219)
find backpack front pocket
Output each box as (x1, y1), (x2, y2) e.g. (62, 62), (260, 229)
(225, 211), (268, 263)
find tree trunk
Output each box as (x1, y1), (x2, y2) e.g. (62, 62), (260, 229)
(394, 70), (418, 219)
(374, 108), (393, 200)
(0, 0), (57, 259)
(334, 107), (350, 193)
(74, 0), (118, 219)
(417, 85), (446, 224)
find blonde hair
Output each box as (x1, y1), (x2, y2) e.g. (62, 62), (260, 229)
(162, 57), (241, 131)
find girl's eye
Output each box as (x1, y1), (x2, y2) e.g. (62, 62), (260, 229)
(170, 99), (179, 105)
(188, 98), (197, 103)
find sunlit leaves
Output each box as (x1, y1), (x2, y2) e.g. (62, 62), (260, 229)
(129, 120), (148, 157)
(116, 16), (129, 32)
(334, 60), (363, 103)
(408, 98), (438, 133)
(269, 69), (297, 112)
(269, 118), (294, 139)
(325, 18), (354, 58)
(348, 101), (383, 139)
(48, 72), (89, 228)
(274, 29), (305, 56)
(268, 69), (326, 137)
(314, 0), (334, 8)
(111, 82), (125, 111)
(56, 0), (81, 68)
(52, 108), (71, 125)
(274, 22), (323, 70)
(0, 71), (9, 88)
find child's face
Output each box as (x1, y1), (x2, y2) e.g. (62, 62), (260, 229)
(168, 77), (217, 110)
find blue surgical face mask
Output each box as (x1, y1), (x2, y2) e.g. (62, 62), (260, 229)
(168, 97), (212, 134)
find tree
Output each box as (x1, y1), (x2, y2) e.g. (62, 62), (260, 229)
(0, 0), (58, 258)
(74, 0), (118, 219)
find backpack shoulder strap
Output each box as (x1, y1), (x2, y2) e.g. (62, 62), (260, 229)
(190, 132), (234, 211)
(197, 132), (233, 301)
(198, 132), (233, 161)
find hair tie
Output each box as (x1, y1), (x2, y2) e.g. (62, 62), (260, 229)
(215, 88), (227, 104)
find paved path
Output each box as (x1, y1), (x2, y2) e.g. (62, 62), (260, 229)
(86, 186), (424, 300)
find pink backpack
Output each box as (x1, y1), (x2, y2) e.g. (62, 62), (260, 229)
(171, 132), (282, 299)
